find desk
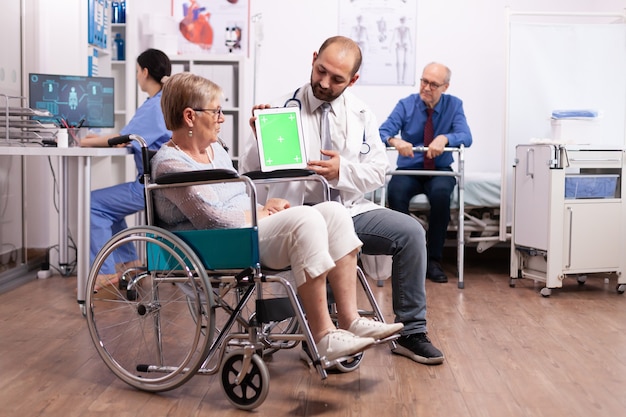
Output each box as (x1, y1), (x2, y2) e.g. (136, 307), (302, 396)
(0, 145), (131, 312)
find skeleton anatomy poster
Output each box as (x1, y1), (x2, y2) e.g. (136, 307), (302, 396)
(339, 0), (417, 86)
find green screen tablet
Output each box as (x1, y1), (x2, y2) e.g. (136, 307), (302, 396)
(254, 107), (307, 172)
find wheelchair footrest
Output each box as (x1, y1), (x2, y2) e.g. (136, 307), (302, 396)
(374, 333), (401, 345)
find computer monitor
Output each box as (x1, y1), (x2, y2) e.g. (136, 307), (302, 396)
(28, 73), (115, 128)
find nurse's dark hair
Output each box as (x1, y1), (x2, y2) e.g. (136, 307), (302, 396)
(137, 48), (172, 85)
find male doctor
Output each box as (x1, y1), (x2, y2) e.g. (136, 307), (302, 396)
(239, 36), (444, 365)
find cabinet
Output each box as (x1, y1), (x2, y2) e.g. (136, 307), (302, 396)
(110, 1), (135, 132)
(510, 144), (626, 296)
(169, 55), (245, 163)
(111, 21), (129, 132)
(88, 1), (134, 132)
(86, 1), (136, 197)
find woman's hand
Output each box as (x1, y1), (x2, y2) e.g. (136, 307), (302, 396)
(258, 198), (290, 219)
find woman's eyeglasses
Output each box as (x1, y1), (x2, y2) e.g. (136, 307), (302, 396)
(193, 107), (224, 117)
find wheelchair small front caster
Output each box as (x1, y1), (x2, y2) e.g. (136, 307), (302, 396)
(221, 349), (269, 411)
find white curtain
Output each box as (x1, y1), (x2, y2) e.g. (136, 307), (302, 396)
(503, 19), (626, 225)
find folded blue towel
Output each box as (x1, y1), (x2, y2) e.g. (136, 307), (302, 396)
(551, 109), (598, 119)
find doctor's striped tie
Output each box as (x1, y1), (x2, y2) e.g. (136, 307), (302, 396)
(320, 102), (332, 160)
(320, 102), (340, 201)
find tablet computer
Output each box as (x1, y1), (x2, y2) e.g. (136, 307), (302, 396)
(254, 107), (307, 172)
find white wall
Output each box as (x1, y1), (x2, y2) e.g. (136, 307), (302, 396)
(19, 0), (89, 253)
(0, 0), (23, 261)
(0, 0), (22, 96)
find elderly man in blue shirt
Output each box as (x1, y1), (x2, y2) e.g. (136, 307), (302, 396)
(379, 62), (472, 283)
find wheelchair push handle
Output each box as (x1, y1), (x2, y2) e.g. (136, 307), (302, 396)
(108, 134), (148, 149)
(108, 134), (132, 147)
(108, 134), (152, 183)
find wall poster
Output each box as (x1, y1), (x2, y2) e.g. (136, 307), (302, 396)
(171, 0), (249, 55)
(338, 0), (417, 86)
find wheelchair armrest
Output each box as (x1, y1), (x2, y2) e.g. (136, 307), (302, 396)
(243, 169), (330, 202)
(243, 169), (317, 180)
(155, 169), (240, 185)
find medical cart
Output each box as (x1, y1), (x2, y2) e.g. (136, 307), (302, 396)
(510, 144), (626, 296)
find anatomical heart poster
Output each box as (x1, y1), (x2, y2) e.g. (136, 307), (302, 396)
(172, 0), (249, 55)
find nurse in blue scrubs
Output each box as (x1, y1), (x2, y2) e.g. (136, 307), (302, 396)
(81, 48), (171, 290)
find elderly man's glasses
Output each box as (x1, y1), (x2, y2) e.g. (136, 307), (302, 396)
(193, 107), (224, 117)
(420, 78), (446, 90)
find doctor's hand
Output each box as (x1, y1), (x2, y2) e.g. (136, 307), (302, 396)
(307, 150), (340, 181)
(388, 137), (414, 157)
(248, 104), (271, 139)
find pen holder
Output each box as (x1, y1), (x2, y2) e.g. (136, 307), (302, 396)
(67, 128), (87, 146)
(56, 128), (87, 147)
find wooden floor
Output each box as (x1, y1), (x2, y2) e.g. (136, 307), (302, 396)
(1, 248), (625, 417)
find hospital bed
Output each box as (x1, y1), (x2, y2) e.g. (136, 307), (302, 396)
(406, 171), (503, 253)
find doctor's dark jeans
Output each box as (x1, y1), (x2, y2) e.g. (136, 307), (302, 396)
(352, 208), (428, 334)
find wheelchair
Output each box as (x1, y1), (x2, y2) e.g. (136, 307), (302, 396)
(84, 134), (394, 410)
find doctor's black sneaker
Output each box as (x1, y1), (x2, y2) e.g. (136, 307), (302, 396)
(392, 332), (444, 364)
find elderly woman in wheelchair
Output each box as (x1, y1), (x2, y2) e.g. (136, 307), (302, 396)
(84, 72), (402, 410)
(152, 72), (402, 362)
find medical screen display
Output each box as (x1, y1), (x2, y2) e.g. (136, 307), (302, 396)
(28, 73), (115, 128)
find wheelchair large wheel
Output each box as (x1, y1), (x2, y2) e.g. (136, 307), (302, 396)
(220, 349), (270, 410)
(85, 226), (214, 392)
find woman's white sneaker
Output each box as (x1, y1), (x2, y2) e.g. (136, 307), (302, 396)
(316, 329), (375, 362)
(347, 317), (404, 340)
